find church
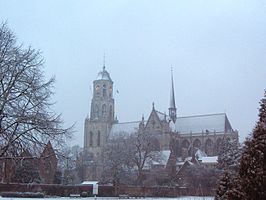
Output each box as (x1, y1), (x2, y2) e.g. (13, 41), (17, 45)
(83, 66), (238, 179)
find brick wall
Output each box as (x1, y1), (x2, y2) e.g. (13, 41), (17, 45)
(0, 183), (215, 197)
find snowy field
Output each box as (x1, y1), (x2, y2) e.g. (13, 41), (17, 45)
(0, 197), (214, 200)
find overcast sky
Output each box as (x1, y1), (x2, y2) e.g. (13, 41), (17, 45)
(1, 0), (266, 146)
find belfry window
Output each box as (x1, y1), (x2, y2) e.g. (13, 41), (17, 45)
(103, 84), (106, 97)
(97, 131), (100, 146)
(89, 131), (93, 146)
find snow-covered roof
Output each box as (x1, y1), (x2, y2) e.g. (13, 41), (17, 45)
(201, 156), (218, 164)
(109, 121), (140, 138)
(81, 181), (98, 185)
(96, 67), (112, 81)
(195, 149), (207, 160)
(159, 150), (171, 166)
(143, 150), (170, 168)
(171, 113), (233, 134)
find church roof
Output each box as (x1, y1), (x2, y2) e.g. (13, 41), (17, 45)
(171, 113), (233, 134)
(155, 110), (170, 121)
(109, 121), (140, 138)
(96, 66), (112, 81)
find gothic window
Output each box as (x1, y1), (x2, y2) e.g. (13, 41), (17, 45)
(205, 138), (214, 156)
(89, 131), (93, 146)
(103, 84), (106, 97)
(215, 138), (222, 155)
(95, 85), (100, 95)
(181, 139), (190, 149)
(193, 139), (201, 149)
(97, 131), (100, 146)
(181, 139), (190, 159)
(102, 104), (106, 117)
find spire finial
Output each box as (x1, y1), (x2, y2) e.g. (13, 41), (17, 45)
(169, 67), (177, 123)
(152, 102), (155, 110)
(103, 53), (106, 70)
(170, 67), (176, 108)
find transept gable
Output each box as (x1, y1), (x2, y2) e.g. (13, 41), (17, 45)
(145, 109), (163, 131)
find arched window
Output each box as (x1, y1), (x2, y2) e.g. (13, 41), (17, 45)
(181, 139), (190, 149)
(181, 139), (190, 159)
(215, 138), (222, 155)
(193, 139), (201, 149)
(205, 138), (214, 156)
(103, 84), (106, 97)
(102, 104), (106, 117)
(89, 131), (93, 146)
(97, 131), (100, 146)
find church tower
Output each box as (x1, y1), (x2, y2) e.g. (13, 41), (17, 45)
(84, 66), (115, 157)
(169, 69), (177, 123)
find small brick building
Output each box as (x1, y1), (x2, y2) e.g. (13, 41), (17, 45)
(0, 141), (57, 184)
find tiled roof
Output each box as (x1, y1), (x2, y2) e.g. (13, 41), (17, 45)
(171, 113), (233, 134)
(109, 121), (140, 138)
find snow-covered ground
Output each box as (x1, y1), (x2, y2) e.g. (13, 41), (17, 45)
(0, 197), (214, 200)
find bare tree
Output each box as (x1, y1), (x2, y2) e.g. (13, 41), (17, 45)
(101, 131), (162, 185)
(57, 145), (83, 184)
(0, 23), (72, 157)
(129, 131), (162, 185)
(101, 134), (134, 185)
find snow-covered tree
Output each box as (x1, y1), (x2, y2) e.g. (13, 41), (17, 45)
(215, 170), (232, 200)
(217, 136), (241, 170)
(226, 91), (266, 200)
(216, 133), (241, 199)
(236, 92), (266, 198)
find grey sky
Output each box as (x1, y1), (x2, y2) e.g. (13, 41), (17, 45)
(1, 0), (265, 146)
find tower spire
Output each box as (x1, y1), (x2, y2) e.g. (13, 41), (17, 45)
(169, 67), (177, 123)
(103, 53), (106, 70)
